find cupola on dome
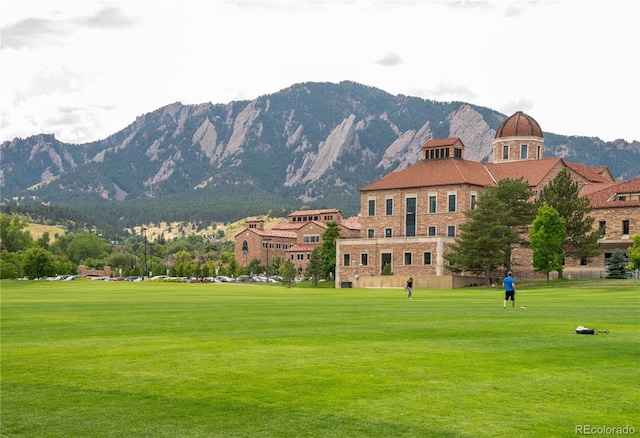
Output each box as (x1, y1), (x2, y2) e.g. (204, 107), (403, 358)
(495, 111), (543, 138)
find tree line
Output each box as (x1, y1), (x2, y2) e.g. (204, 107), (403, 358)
(0, 213), (344, 285)
(2, 169), (638, 282)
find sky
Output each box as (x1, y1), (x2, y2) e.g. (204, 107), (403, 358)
(1, 0), (639, 145)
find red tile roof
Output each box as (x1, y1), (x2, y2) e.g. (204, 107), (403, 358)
(583, 177), (640, 208)
(286, 244), (317, 252)
(254, 229), (297, 239)
(289, 208), (341, 216)
(485, 157), (562, 187)
(339, 216), (361, 230)
(361, 159), (495, 191)
(565, 162), (614, 183)
(362, 157), (620, 192)
(422, 138), (463, 148)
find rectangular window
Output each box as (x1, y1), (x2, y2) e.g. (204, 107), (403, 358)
(520, 144), (528, 159)
(471, 193), (477, 210)
(428, 226), (436, 236)
(406, 197), (416, 237)
(343, 254), (351, 267)
(361, 253), (368, 266)
(303, 235), (320, 243)
(386, 198), (393, 215)
(447, 225), (456, 237)
(503, 145), (509, 160)
(623, 220), (630, 235)
(537, 145), (541, 159)
(424, 252), (432, 265)
(599, 221), (606, 230)
(385, 228), (392, 238)
(368, 199), (375, 216)
(381, 253), (392, 274)
(448, 194), (457, 212)
(404, 252), (412, 265)
(429, 195), (437, 213)
(367, 229), (375, 238)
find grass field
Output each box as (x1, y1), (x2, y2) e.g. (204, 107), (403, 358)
(1, 279), (638, 437)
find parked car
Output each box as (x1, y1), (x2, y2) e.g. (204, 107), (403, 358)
(216, 276), (232, 282)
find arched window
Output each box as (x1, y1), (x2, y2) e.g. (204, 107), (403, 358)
(242, 240), (248, 251)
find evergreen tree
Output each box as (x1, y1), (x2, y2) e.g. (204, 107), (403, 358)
(539, 168), (604, 275)
(529, 203), (566, 281)
(445, 188), (514, 283)
(606, 249), (628, 279)
(319, 221), (341, 280)
(492, 178), (539, 268)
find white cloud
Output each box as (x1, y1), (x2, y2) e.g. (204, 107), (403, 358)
(1, 0), (639, 144)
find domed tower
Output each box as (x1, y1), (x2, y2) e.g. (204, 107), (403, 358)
(492, 111), (544, 163)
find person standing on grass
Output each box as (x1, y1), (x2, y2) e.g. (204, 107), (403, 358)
(503, 271), (516, 309)
(405, 277), (413, 300)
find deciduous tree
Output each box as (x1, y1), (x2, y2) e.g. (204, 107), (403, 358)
(529, 203), (566, 281)
(0, 213), (34, 252)
(627, 235), (640, 272)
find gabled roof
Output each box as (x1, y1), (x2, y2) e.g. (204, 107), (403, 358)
(564, 161), (614, 183)
(484, 157), (563, 187)
(339, 216), (361, 231)
(583, 177), (640, 209)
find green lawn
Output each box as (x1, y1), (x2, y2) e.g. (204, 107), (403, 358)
(1, 280), (638, 437)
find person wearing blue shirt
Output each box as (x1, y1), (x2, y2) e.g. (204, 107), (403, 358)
(503, 271), (516, 309)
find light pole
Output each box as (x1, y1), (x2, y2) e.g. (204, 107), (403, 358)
(143, 227), (147, 280)
(148, 242), (155, 278)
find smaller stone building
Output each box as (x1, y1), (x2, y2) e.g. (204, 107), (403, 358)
(235, 209), (360, 276)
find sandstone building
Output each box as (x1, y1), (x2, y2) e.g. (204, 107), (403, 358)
(335, 111), (639, 288)
(235, 208), (359, 277)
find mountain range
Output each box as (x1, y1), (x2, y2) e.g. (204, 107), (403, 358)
(2, 81), (639, 233)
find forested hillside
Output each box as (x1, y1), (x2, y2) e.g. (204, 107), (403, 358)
(2, 81), (638, 237)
